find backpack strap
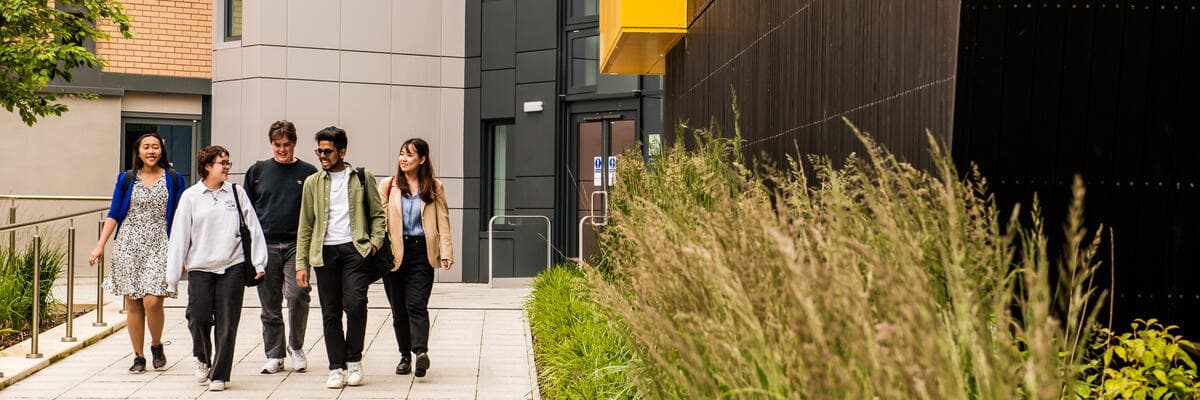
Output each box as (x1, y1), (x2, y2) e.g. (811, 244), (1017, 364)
(120, 169), (136, 196)
(249, 160), (265, 196)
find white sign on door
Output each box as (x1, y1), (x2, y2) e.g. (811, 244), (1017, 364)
(593, 156), (602, 187)
(607, 156), (617, 187)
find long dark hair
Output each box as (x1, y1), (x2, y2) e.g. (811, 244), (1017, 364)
(131, 133), (173, 171)
(395, 138), (436, 203)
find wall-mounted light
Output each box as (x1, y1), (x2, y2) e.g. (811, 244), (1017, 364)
(523, 101), (544, 113)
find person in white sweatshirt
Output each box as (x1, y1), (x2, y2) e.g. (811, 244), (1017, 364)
(167, 145), (267, 392)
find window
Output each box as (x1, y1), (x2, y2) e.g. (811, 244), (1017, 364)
(569, 34), (599, 92)
(225, 0), (242, 41)
(570, 0), (598, 19)
(485, 121), (515, 228)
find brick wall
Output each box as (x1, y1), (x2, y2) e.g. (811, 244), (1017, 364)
(96, 0), (211, 79)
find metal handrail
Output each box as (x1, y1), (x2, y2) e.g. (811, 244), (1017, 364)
(577, 215), (608, 264)
(2, 205), (112, 358)
(488, 215), (552, 288)
(1, 195), (111, 201)
(0, 207), (110, 233)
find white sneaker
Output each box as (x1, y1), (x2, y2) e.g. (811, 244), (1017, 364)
(193, 358), (210, 384)
(326, 369), (346, 389)
(287, 347), (308, 372)
(208, 380), (226, 391)
(346, 362), (364, 386)
(261, 358), (284, 374)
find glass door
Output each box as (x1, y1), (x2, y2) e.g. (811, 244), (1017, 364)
(574, 112), (640, 261)
(122, 119), (197, 183)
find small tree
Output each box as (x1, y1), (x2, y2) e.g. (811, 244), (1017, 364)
(0, 0), (131, 126)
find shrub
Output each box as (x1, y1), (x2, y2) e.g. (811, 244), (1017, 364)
(1081, 319), (1200, 399)
(590, 118), (1103, 399)
(526, 265), (640, 399)
(0, 241), (64, 334)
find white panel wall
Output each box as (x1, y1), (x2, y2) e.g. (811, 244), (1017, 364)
(215, 0), (467, 281)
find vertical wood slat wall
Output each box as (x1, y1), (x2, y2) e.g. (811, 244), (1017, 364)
(664, 0), (962, 170)
(955, 0), (1200, 332)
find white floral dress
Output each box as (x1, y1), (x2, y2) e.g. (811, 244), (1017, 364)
(104, 174), (173, 299)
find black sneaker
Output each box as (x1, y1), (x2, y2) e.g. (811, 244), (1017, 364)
(150, 343), (167, 370)
(396, 356), (412, 375)
(413, 352), (430, 377)
(129, 356), (147, 374)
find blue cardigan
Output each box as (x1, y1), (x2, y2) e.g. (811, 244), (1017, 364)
(105, 170), (187, 237)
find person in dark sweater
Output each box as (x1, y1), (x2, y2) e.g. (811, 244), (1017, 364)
(244, 120), (318, 374)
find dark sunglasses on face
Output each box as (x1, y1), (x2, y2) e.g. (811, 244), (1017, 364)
(315, 148), (336, 156)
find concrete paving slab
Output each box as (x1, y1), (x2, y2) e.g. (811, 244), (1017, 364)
(0, 283), (537, 399)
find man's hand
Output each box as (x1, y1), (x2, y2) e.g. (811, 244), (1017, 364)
(296, 269), (309, 288)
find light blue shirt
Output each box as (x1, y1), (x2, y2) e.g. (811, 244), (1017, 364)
(402, 192), (425, 236)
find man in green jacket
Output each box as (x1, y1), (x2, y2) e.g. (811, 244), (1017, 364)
(295, 126), (386, 389)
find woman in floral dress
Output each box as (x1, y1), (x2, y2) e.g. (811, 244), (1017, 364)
(89, 133), (187, 373)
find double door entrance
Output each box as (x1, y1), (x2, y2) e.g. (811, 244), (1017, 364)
(574, 111), (640, 262)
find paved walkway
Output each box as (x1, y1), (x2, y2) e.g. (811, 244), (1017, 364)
(0, 282), (537, 399)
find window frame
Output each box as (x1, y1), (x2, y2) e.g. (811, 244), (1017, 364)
(566, 28), (601, 95)
(224, 0), (243, 42)
(482, 120), (517, 231)
(566, 0), (600, 26)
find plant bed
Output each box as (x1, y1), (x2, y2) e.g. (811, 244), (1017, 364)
(0, 303), (95, 349)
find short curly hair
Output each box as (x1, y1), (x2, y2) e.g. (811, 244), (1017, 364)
(196, 145), (229, 180)
(268, 120), (297, 143)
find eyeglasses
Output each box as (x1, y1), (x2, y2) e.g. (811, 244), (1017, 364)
(211, 161), (232, 167)
(314, 149), (336, 156)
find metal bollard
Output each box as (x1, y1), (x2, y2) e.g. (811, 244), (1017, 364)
(62, 222), (77, 342)
(27, 230), (43, 359)
(7, 200), (14, 250)
(93, 217), (106, 328)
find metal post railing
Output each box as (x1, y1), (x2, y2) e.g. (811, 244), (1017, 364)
(27, 229), (43, 359)
(93, 215), (107, 327)
(487, 215), (552, 288)
(62, 221), (77, 342)
(7, 200), (15, 250)
(577, 215), (608, 265)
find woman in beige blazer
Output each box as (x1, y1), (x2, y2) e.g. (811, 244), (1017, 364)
(378, 138), (453, 379)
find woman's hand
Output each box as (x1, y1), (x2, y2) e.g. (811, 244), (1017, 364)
(88, 245), (104, 266)
(440, 259), (453, 270)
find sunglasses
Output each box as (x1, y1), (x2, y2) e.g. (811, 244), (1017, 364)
(314, 148), (337, 156)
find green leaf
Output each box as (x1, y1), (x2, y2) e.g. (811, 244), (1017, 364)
(1152, 386), (1168, 399)
(1154, 370), (1169, 384)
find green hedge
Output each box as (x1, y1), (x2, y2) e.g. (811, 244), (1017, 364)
(526, 266), (640, 399)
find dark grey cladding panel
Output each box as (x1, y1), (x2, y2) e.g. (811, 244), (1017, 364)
(481, 0), (516, 70)
(516, 0), (556, 52)
(513, 82), (556, 176)
(465, 57), (481, 89)
(463, 177), (481, 209)
(481, 70), (515, 119)
(464, 88), (482, 177)
(510, 208), (554, 277)
(462, 208), (482, 282)
(641, 96), (664, 135)
(465, 0), (481, 58)
(512, 177), (554, 209)
(516, 49), (556, 84)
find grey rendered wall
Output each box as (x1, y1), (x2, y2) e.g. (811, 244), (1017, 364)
(212, 0), (467, 282)
(465, 0), (558, 282)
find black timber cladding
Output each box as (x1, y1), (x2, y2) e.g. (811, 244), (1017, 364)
(954, 0), (1200, 333)
(664, 0), (961, 169)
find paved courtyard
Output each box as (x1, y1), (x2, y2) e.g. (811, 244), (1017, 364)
(0, 282), (537, 400)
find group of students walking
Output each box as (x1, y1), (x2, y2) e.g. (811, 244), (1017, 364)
(88, 121), (453, 391)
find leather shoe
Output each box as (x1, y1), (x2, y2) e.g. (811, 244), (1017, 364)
(396, 357), (412, 375)
(414, 352), (430, 377)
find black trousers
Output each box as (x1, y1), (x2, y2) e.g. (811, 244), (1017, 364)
(383, 235), (435, 355)
(187, 266), (246, 382)
(315, 242), (375, 370)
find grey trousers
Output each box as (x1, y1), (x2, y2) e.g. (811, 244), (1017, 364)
(187, 266), (246, 382)
(256, 242), (311, 359)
